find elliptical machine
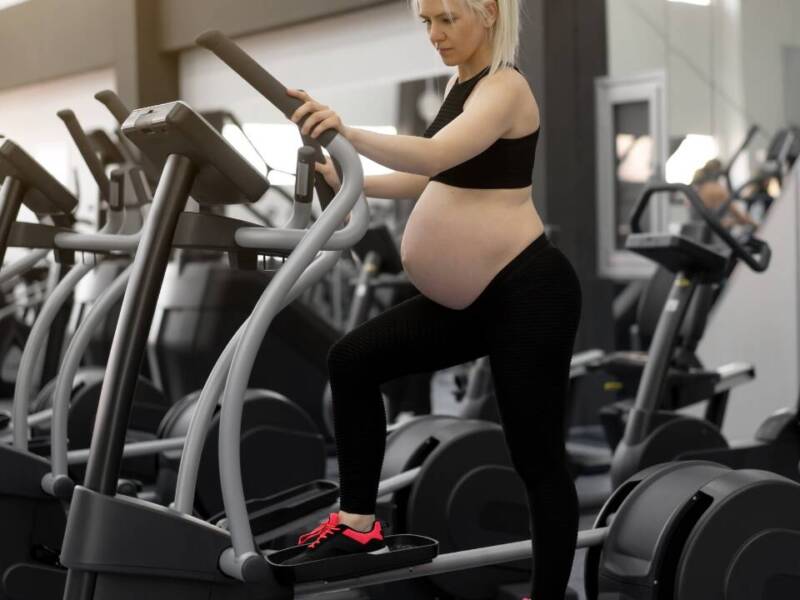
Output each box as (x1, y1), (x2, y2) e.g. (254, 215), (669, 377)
(54, 32), (800, 600)
(608, 183), (776, 488)
(0, 94), (336, 600)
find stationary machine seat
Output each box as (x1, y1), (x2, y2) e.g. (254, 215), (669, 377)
(588, 351), (732, 409)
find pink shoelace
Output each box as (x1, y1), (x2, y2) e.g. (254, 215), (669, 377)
(297, 513), (340, 546)
(307, 523), (341, 549)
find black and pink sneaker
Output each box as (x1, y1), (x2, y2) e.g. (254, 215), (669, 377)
(284, 512), (388, 565)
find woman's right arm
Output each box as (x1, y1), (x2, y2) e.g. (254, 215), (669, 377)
(364, 171), (430, 201)
(316, 158), (428, 201)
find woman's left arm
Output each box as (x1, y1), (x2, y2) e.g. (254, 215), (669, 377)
(289, 72), (523, 177)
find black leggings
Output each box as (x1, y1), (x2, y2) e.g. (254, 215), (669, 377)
(328, 234), (582, 599)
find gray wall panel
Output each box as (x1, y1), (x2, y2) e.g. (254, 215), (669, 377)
(0, 0), (114, 91)
(158, 0), (397, 52)
(0, 0), (394, 92)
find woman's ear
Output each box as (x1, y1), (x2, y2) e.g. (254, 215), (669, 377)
(483, 0), (499, 28)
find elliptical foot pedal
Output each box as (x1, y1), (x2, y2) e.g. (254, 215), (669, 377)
(267, 534), (438, 583)
(0, 409), (10, 431)
(211, 479), (339, 535)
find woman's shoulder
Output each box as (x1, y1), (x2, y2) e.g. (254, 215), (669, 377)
(479, 66), (532, 98)
(482, 68), (540, 132)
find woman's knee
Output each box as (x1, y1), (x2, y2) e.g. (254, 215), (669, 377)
(506, 434), (569, 485)
(327, 328), (387, 381)
(328, 336), (362, 379)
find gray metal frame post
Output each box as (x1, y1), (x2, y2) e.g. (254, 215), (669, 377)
(218, 135), (367, 579)
(623, 273), (696, 444)
(0, 248), (49, 284)
(44, 265), (133, 491)
(12, 261), (94, 449)
(172, 249), (342, 514)
(0, 177), (25, 267)
(82, 154), (194, 495)
(64, 154), (195, 600)
(610, 272), (696, 484)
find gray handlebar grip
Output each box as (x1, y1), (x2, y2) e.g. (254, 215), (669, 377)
(94, 90), (131, 125)
(298, 133), (337, 210)
(57, 109), (111, 202)
(295, 146), (316, 204)
(94, 91), (163, 183)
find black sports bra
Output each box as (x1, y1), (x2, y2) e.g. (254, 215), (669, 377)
(423, 66), (539, 189)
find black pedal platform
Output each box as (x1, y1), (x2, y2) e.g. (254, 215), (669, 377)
(211, 479), (339, 536)
(0, 409), (10, 430)
(267, 534), (438, 583)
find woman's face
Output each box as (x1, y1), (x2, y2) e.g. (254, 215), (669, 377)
(417, 0), (490, 67)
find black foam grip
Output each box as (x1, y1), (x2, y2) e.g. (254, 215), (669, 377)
(57, 109), (111, 201)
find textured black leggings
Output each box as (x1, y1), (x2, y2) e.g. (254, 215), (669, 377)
(328, 234), (582, 599)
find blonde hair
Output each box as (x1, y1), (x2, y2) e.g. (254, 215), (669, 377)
(411, 0), (521, 76)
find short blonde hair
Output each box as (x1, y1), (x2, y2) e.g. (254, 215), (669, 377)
(412, 0), (521, 76)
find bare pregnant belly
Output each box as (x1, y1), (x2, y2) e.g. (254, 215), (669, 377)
(400, 182), (545, 310)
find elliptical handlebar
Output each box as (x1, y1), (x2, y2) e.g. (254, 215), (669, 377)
(196, 31), (334, 144)
(630, 182), (771, 272)
(57, 109), (111, 202)
(94, 89), (162, 185)
(94, 90), (131, 126)
(196, 30), (338, 209)
(193, 30), (369, 581)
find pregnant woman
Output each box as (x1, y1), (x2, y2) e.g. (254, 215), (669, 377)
(285, 1), (582, 598)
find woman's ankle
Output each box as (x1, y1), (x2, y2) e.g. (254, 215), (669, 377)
(338, 511), (375, 532)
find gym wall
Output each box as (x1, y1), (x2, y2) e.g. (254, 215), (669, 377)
(607, 0), (800, 158)
(0, 68), (116, 241)
(0, 0), (613, 352)
(607, 0), (747, 158)
(739, 0), (800, 136)
(697, 161), (800, 440)
(178, 3), (447, 130)
(0, 0), (113, 92)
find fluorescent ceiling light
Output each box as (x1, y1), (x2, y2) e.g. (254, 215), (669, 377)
(668, 0), (711, 6)
(666, 134), (719, 184)
(617, 135), (654, 183)
(238, 123), (397, 187)
(0, 0), (29, 9)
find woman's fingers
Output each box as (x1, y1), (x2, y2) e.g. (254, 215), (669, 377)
(314, 160), (340, 190)
(301, 109), (337, 137)
(288, 88), (319, 123)
(291, 101), (317, 125)
(286, 89), (344, 138)
(310, 112), (340, 138)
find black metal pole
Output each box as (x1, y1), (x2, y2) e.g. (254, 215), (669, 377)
(0, 177), (25, 267)
(84, 153), (194, 492)
(63, 155), (195, 600)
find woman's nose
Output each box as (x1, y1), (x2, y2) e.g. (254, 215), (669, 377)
(429, 25), (445, 44)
